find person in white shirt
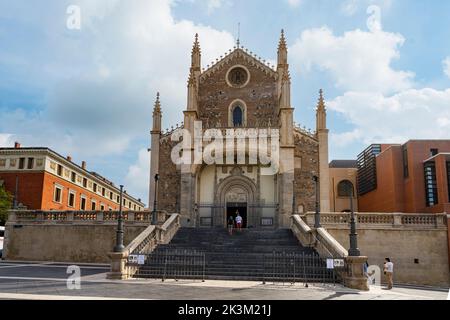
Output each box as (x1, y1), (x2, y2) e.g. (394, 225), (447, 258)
(384, 258), (394, 289)
(235, 211), (243, 231)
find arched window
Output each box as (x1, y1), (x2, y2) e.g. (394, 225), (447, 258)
(338, 180), (354, 197)
(233, 106), (243, 127)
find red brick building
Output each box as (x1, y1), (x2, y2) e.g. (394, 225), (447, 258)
(357, 140), (450, 214)
(0, 143), (145, 211)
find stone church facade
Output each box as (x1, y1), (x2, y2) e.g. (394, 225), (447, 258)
(149, 31), (330, 228)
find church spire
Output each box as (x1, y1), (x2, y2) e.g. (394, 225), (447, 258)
(277, 29), (288, 68)
(152, 92), (162, 132)
(316, 89), (327, 131)
(191, 33), (201, 72)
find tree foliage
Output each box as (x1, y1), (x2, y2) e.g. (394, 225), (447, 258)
(0, 186), (12, 226)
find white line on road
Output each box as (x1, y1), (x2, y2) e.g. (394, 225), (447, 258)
(0, 292), (143, 300)
(0, 263), (109, 270)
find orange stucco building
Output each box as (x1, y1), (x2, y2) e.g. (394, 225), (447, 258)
(357, 140), (450, 214)
(0, 143), (145, 212)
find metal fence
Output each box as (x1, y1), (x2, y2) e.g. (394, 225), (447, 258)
(262, 252), (343, 286)
(129, 249), (344, 285)
(130, 249), (205, 281)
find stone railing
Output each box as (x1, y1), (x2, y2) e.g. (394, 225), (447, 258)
(7, 210), (172, 225)
(314, 228), (348, 259)
(291, 215), (314, 247)
(291, 214), (368, 290)
(291, 215), (347, 259)
(108, 213), (181, 280)
(303, 212), (447, 229)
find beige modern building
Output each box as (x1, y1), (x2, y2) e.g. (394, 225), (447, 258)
(329, 160), (358, 213)
(149, 31), (331, 228)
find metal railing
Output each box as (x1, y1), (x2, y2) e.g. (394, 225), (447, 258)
(129, 249), (341, 285)
(129, 249), (205, 281)
(262, 252), (340, 286)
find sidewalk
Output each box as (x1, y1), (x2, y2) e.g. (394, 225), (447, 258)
(0, 262), (447, 300)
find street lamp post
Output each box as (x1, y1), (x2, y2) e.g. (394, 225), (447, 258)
(113, 185), (125, 253)
(152, 174), (159, 225)
(313, 175), (321, 228)
(348, 181), (360, 256)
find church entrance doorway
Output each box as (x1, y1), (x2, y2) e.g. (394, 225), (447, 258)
(226, 202), (247, 228)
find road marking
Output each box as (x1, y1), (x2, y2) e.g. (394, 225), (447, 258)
(0, 263), (109, 270)
(0, 276), (110, 283)
(0, 292), (143, 300)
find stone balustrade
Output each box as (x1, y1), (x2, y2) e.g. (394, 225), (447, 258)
(303, 212), (447, 229)
(7, 210), (172, 225)
(108, 213), (181, 280)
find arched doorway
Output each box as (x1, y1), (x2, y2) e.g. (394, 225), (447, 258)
(225, 186), (248, 228)
(215, 171), (257, 228)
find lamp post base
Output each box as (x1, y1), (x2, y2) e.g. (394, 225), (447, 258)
(343, 256), (369, 291)
(107, 251), (129, 280)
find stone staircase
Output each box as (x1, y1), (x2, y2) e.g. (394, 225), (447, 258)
(134, 227), (336, 282)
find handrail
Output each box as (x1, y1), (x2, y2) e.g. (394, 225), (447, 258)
(291, 214), (348, 259)
(315, 228), (348, 259)
(125, 213), (180, 256)
(125, 225), (157, 255)
(160, 213), (179, 231)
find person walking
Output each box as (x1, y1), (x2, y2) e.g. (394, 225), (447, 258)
(235, 211), (243, 232)
(384, 258), (394, 289)
(227, 215), (234, 235)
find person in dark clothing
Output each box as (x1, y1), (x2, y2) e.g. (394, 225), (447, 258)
(228, 215), (235, 235)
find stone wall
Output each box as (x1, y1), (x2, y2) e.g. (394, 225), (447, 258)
(294, 132), (319, 213)
(4, 223), (146, 263)
(303, 213), (450, 287)
(158, 137), (181, 213)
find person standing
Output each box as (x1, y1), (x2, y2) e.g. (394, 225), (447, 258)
(227, 215), (234, 235)
(235, 211), (243, 232)
(384, 258), (394, 289)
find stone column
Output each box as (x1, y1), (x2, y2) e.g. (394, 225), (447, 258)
(318, 129), (330, 213)
(278, 147), (294, 228)
(180, 169), (195, 227)
(343, 256), (369, 291)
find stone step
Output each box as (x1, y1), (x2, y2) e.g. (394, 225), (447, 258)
(134, 227), (331, 282)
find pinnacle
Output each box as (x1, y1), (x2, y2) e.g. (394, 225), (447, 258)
(317, 89), (326, 110)
(153, 92), (161, 114)
(278, 29), (287, 50)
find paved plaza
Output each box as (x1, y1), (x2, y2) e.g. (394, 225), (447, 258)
(0, 261), (447, 300)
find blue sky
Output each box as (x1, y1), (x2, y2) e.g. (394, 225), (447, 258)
(1, 0), (450, 205)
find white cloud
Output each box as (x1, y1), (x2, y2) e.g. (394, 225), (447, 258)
(341, 0), (359, 16)
(328, 88), (450, 146)
(291, 22), (450, 153)
(0, 0), (235, 156)
(286, 0), (302, 8)
(331, 129), (363, 147)
(443, 56), (450, 78)
(0, 134), (13, 147)
(290, 26), (415, 95)
(340, 0), (393, 16)
(206, 0), (224, 13)
(125, 148), (150, 205)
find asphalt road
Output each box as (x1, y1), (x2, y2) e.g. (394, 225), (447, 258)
(0, 261), (447, 300)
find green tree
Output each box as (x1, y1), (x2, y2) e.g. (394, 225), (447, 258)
(0, 186), (12, 226)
